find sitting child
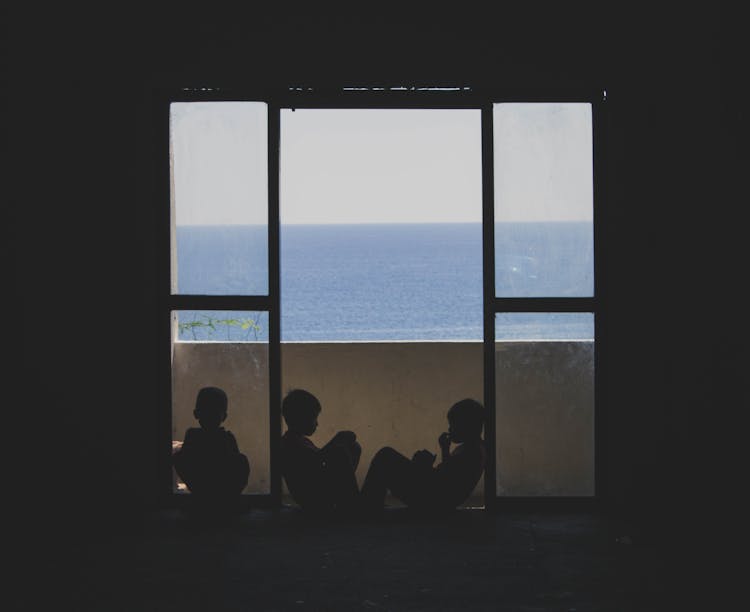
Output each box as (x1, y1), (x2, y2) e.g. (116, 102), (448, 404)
(172, 386), (250, 510)
(360, 398), (486, 514)
(280, 389), (361, 515)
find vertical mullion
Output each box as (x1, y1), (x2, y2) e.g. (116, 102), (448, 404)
(158, 94), (174, 505)
(268, 102), (282, 507)
(482, 104), (497, 508)
(592, 92), (606, 505)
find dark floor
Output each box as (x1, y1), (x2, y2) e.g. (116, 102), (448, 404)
(20, 507), (706, 611)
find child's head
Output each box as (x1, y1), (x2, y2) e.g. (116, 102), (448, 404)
(193, 386), (228, 430)
(282, 389), (321, 436)
(447, 399), (485, 443)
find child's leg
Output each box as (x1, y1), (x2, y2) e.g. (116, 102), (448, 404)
(173, 450), (201, 493)
(327, 439), (362, 470)
(322, 445), (360, 512)
(359, 446), (414, 510)
(347, 440), (362, 470)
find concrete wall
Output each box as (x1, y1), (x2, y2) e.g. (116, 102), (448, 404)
(172, 341), (594, 501)
(495, 342), (594, 496)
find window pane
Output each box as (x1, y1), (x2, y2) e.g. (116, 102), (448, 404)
(494, 103), (593, 297)
(495, 313), (595, 496)
(175, 310), (268, 342)
(280, 109), (482, 341)
(495, 312), (594, 341)
(170, 102), (268, 295)
(171, 311), (270, 494)
(281, 224), (482, 341)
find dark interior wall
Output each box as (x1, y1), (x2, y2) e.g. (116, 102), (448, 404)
(11, 4), (745, 534)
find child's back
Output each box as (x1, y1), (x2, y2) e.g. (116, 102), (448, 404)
(431, 438), (486, 509)
(182, 425), (239, 458)
(173, 387), (250, 500)
(280, 389), (361, 514)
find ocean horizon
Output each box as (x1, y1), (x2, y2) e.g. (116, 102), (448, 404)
(174, 223), (594, 342)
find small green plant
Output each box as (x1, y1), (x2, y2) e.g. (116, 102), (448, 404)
(178, 313), (263, 341)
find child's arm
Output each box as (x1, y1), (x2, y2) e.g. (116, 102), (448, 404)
(321, 430), (356, 453)
(178, 428), (198, 452)
(438, 432), (452, 464)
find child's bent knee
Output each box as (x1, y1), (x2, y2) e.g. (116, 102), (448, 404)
(373, 446), (399, 462)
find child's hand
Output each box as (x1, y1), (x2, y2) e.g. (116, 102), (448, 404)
(412, 449), (436, 468)
(438, 432), (452, 451)
(171, 440), (183, 453)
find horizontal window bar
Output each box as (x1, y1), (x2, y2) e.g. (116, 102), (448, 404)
(158, 88), (605, 107)
(161, 95), (482, 109)
(492, 297), (596, 312)
(280, 100), (485, 109)
(165, 93), (268, 103)
(278, 91), (486, 108)
(168, 295), (272, 311)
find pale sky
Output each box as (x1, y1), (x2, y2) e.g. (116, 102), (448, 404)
(493, 103), (593, 222)
(280, 109), (482, 224)
(171, 102), (268, 226)
(170, 102), (592, 225)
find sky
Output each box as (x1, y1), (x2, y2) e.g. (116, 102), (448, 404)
(170, 102), (592, 225)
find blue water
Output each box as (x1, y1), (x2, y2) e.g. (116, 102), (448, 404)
(175, 223), (594, 341)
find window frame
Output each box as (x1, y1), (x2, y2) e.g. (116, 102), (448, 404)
(484, 98), (606, 511)
(155, 86), (606, 511)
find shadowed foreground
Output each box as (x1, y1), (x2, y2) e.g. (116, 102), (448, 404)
(24, 508), (700, 611)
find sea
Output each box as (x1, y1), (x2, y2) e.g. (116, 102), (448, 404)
(175, 223), (594, 342)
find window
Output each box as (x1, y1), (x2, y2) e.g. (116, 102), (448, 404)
(160, 88), (604, 508)
(168, 101), (276, 501)
(490, 103), (597, 499)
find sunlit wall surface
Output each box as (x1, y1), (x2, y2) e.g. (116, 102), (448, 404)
(171, 311), (270, 495)
(495, 314), (595, 496)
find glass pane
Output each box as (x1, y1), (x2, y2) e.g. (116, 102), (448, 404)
(494, 103), (593, 297)
(281, 224), (482, 341)
(175, 310), (268, 342)
(495, 313), (594, 496)
(280, 109), (482, 341)
(495, 312), (594, 341)
(170, 102), (268, 295)
(171, 310), (270, 494)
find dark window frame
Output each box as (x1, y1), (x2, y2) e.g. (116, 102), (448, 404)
(155, 86), (606, 512)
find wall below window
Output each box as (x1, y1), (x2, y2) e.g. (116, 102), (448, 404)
(172, 341), (594, 502)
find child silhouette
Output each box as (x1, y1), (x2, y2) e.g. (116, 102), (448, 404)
(172, 386), (250, 512)
(360, 398), (486, 514)
(280, 389), (361, 515)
